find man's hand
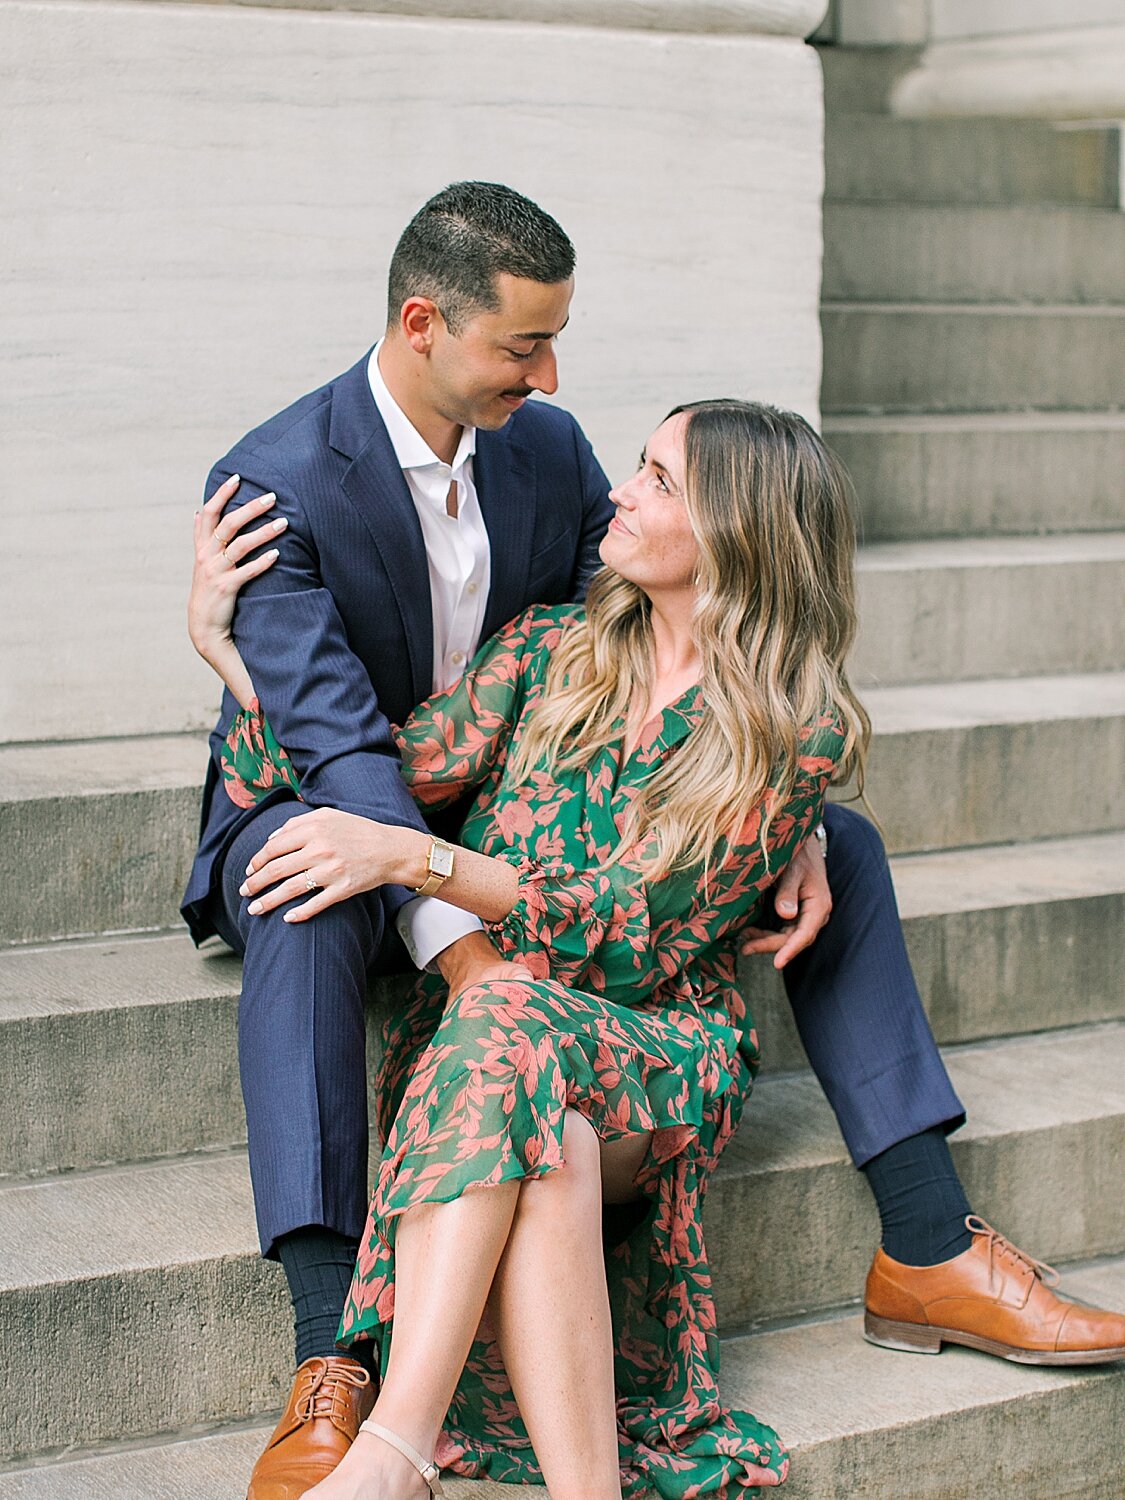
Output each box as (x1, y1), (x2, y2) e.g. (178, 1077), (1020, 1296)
(436, 930), (533, 1001)
(741, 834), (832, 970)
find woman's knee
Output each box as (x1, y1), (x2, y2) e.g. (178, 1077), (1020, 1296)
(517, 1110), (602, 1216)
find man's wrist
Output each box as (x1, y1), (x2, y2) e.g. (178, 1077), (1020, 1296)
(435, 930), (501, 989)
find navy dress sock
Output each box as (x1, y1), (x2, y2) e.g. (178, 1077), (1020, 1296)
(862, 1126), (974, 1266)
(276, 1226), (376, 1379)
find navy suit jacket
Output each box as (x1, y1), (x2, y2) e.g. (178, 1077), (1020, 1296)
(182, 349), (613, 943)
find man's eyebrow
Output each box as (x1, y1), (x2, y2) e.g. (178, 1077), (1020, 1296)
(509, 316), (570, 342)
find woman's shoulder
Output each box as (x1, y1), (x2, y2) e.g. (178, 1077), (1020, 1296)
(497, 601), (586, 653)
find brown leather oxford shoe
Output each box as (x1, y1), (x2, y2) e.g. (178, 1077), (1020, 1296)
(865, 1215), (1125, 1366)
(247, 1355), (376, 1500)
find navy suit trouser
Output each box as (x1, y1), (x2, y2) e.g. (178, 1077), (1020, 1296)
(213, 798), (965, 1258)
(210, 799), (385, 1257)
(783, 803), (966, 1166)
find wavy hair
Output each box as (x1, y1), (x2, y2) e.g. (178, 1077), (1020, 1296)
(509, 399), (870, 878)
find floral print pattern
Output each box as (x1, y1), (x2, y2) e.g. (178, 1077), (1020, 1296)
(222, 604), (846, 1497)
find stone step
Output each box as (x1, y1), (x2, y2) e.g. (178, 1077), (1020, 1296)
(821, 302), (1125, 414)
(859, 671), (1125, 854)
(747, 828), (1125, 1074)
(824, 202), (1125, 304)
(825, 115), (1123, 207)
(6, 829), (1125, 1176)
(5, 1249), (1124, 1498)
(851, 532), (1125, 686)
(2, 734), (207, 944)
(5, 675), (1124, 942)
(824, 411), (1125, 541)
(2, 1022), (1123, 1461)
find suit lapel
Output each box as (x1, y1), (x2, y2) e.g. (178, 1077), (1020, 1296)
(475, 424), (537, 640)
(330, 355), (433, 702)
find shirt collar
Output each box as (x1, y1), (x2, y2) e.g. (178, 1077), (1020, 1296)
(368, 341), (477, 475)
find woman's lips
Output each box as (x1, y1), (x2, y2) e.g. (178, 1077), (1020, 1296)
(609, 515), (633, 535)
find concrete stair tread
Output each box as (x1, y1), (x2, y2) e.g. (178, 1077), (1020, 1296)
(890, 828), (1125, 917)
(824, 199), (1125, 304)
(821, 304), (1125, 414)
(822, 412), (1125, 541)
(1, 734), (205, 803)
(856, 529), (1125, 573)
(726, 1021), (1125, 1172)
(0, 930), (240, 1024)
(826, 408), (1125, 434)
(825, 114), (1124, 210)
(0, 1151), (255, 1290)
(863, 669), (1125, 733)
(851, 534), (1125, 683)
(822, 300), (1125, 317)
(4, 1020), (1122, 1293)
(2, 1252), (1123, 1499)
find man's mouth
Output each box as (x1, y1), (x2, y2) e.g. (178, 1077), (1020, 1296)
(500, 390), (533, 407)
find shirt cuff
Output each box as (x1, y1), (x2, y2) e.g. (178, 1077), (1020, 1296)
(395, 896), (484, 973)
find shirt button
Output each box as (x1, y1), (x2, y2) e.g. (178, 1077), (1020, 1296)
(451, 651), (464, 665)
(466, 581), (478, 595)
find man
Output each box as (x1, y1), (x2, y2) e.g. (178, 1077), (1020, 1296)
(183, 182), (1125, 1500)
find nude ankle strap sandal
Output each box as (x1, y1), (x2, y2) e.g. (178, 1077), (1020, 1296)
(358, 1419), (445, 1497)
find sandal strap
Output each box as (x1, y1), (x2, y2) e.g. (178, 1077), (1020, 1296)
(359, 1418), (445, 1497)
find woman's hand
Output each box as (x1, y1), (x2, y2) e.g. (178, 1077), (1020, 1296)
(190, 475), (286, 707)
(240, 807), (427, 923)
(190, 476), (286, 661)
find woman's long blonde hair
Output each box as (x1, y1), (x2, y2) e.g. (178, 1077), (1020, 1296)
(511, 400), (870, 877)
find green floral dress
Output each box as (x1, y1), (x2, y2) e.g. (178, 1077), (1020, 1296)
(222, 603), (846, 1499)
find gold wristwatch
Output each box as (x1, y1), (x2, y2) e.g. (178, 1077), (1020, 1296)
(413, 836), (456, 897)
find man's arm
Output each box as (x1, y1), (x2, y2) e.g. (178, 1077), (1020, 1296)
(216, 461), (424, 834)
(741, 827), (832, 969)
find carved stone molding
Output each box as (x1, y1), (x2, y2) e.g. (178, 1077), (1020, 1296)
(167, 0), (830, 38)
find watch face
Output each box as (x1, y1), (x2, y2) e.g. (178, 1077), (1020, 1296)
(430, 841), (455, 879)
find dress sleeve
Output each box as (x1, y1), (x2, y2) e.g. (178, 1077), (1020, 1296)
(696, 708), (849, 935)
(391, 608), (545, 813)
(219, 606), (551, 812)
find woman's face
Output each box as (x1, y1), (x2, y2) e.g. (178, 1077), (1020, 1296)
(599, 413), (699, 596)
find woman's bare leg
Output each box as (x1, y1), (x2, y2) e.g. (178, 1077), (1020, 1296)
(305, 1178), (521, 1500)
(487, 1112), (655, 1500)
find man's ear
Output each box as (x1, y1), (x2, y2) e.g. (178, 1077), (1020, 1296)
(400, 296), (442, 354)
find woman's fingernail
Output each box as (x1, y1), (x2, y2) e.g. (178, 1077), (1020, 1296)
(239, 883), (249, 897)
(267, 829), (281, 840)
(247, 899), (263, 915)
(265, 549), (279, 560)
(245, 863), (254, 874)
(273, 518), (287, 531)
(260, 491), (276, 505)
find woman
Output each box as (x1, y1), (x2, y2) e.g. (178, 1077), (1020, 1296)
(191, 400), (868, 1500)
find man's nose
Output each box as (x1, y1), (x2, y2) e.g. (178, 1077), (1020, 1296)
(526, 343), (559, 396)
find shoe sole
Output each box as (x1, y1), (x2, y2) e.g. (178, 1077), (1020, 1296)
(864, 1311), (1125, 1366)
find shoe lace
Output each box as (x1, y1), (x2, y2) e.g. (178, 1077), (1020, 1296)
(966, 1215), (1060, 1290)
(294, 1359), (370, 1423)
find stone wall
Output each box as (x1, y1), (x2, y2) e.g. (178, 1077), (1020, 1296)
(1, 0), (827, 743)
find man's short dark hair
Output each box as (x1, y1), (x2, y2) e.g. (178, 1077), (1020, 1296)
(387, 181), (575, 334)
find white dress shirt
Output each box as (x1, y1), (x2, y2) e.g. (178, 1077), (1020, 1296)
(368, 344), (489, 970)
